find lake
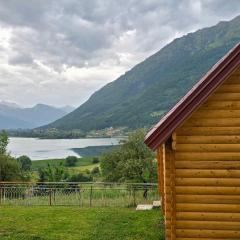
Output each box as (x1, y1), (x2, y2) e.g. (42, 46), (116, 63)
(8, 137), (120, 160)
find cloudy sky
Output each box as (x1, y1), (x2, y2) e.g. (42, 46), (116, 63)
(0, 0), (240, 107)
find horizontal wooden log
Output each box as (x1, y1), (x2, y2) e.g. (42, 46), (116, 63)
(191, 109), (240, 118)
(175, 169), (240, 178)
(175, 152), (240, 161)
(175, 177), (240, 187)
(175, 212), (240, 222)
(183, 118), (240, 127)
(211, 93), (240, 101)
(176, 135), (240, 144)
(201, 101), (240, 110)
(217, 84), (240, 93)
(224, 75), (240, 84)
(234, 68), (240, 75)
(174, 186), (240, 195)
(176, 229), (240, 238)
(176, 203), (240, 213)
(175, 161), (240, 169)
(176, 144), (240, 152)
(174, 220), (240, 230)
(176, 126), (240, 136)
(176, 194), (240, 204)
(177, 238), (237, 240)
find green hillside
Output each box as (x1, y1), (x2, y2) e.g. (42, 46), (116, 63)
(44, 15), (240, 132)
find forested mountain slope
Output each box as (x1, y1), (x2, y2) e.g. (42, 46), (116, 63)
(45, 15), (240, 132)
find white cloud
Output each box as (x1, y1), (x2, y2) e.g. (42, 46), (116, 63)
(0, 0), (239, 107)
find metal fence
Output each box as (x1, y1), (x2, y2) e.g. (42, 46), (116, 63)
(0, 182), (159, 207)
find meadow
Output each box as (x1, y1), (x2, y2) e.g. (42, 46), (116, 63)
(0, 206), (164, 240)
(31, 157), (95, 170)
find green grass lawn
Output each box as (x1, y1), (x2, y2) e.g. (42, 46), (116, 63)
(0, 206), (164, 240)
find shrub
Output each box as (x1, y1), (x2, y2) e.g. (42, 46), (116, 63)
(69, 173), (93, 182)
(65, 156), (78, 167)
(92, 157), (99, 164)
(91, 166), (100, 175)
(38, 163), (69, 182)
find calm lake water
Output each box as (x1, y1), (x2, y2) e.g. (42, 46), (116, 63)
(8, 137), (120, 160)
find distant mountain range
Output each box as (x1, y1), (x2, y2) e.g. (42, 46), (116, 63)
(39, 16), (240, 132)
(0, 101), (75, 129)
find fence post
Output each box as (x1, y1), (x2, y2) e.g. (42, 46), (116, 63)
(3, 185), (5, 204)
(89, 185), (93, 207)
(133, 186), (136, 207)
(49, 189), (52, 206)
(0, 185), (2, 205)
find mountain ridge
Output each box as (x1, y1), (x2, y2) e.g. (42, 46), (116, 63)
(0, 103), (75, 129)
(43, 15), (240, 132)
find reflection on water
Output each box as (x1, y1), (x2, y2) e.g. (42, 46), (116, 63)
(8, 137), (120, 160)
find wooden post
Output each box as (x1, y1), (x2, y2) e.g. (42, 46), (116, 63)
(0, 185), (2, 205)
(89, 185), (93, 207)
(157, 144), (165, 213)
(133, 186), (136, 206)
(49, 189), (52, 206)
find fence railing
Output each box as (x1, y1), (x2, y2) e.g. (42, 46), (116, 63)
(0, 182), (159, 207)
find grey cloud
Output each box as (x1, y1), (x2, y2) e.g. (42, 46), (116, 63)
(1, 0), (239, 69)
(0, 0), (239, 106)
(8, 53), (33, 65)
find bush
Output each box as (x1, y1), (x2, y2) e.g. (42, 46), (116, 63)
(17, 155), (32, 171)
(38, 163), (69, 182)
(92, 157), (99, 164)
(91, 167), (100, 175)
(68, 173), (93, 182)
(65, 156), (78, 167)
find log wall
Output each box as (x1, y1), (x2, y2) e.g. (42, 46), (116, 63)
(163, 66), (240, 239)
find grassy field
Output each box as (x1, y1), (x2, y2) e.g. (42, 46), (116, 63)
(31, 157), (95, 170)
(68, 163), (100, 173)
(0, 206), (164, 240)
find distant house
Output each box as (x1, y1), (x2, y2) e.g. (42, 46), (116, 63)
(145, 43), (240, 240)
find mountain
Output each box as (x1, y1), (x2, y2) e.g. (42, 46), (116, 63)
(59, 105), (75, 113)
(43, 15), (240, 132)
(0, 103), (72, 129)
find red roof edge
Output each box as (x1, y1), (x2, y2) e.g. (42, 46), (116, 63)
(145, 42), (240, 150)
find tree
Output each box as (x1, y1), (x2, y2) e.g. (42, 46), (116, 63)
(101, 129), (156, 183)
(17, 155), (32, 171)
(0, 130), (9, 155)
(0, 154), (21, 181)
(65, 156), (78, 167)
(0, 131), (22, 181)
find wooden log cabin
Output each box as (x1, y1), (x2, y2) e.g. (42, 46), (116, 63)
(144, 42), (240, 240)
